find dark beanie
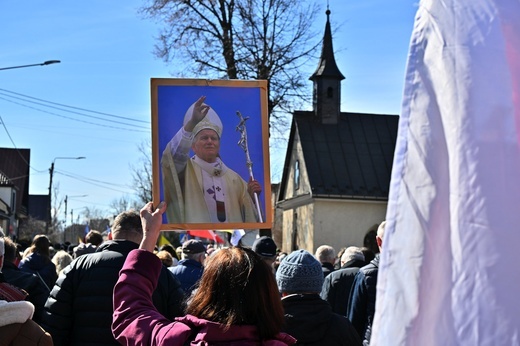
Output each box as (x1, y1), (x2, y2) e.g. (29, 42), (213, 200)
(276, 249), (324, 293)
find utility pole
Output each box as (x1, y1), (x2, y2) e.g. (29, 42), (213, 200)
(46, 162), (55, 233)
(46, 156), (86, 233)
(64, 195), (87, 227)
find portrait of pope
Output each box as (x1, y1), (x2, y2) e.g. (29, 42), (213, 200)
(152, 79), (270, 229)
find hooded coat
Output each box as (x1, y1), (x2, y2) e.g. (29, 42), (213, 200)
(0, 300), (53, 346)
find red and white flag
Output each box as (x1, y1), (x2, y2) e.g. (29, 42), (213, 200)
(372, 0), (520, 345)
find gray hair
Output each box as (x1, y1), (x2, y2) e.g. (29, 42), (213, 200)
(341, 246), (365, 265)
(183, 252), (206, 262)
(314, 245), (336, 264)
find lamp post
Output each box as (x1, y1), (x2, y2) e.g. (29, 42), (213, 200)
(47, 156), (86, 233)
(0, 60), (61, 71)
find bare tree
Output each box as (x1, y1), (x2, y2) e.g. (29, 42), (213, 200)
(139, 0), (321, 135)
(81, 206), (107, 221)
(130, 139), (153, 205)
(46, 183), (65, 241)
(110, 195), (139, 215)
(18, 217), (47, 244)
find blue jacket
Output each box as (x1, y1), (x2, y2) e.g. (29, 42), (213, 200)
(169, 258), (203, 294)
(347, 254), (379, 345)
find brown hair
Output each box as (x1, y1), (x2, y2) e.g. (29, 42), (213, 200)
(3, 236), (18, 263)
(111, 211), (142, 238)
(186, 247), (285, 340)
(85, 230), (103, 246)
(30, 235), (51, 261)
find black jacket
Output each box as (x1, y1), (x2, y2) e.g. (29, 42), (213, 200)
(41, 240), (186, 346)
(320, 259), (366, 316)
(18, 252), (57, 290)
(282, 293), (362, 346)
(320, 262), (335, 277)
(347, 254), (379, 345)
(1, 261), (50, 324)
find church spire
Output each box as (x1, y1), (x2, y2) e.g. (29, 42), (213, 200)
(310, 9), (344, 124)
(310, 9), (344, 81)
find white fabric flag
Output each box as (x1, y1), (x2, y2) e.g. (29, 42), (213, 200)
(371, 0), (520, 345)
(230, 229), (246, 246)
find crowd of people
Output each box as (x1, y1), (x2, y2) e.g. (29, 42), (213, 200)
(0, 202), (385, 345)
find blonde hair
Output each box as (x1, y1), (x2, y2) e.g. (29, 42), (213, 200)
(156, 250), (173, 267)
(52, 250), (73, 276)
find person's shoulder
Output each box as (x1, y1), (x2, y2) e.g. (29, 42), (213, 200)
(327, 313), (363, 345)
(359, 258), (379, 273)
(330, 310), (355, 325)
(328, 266), (357, 281)
(14, 319), (53, 345)
(3, 267), (41, 285)
(182, 258), (203, 267)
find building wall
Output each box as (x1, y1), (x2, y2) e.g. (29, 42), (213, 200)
(279, 128), (389, 254)
(284, 128), (312, 199)
(314, 79), (342, 125)
(313, 199), (387, 253)
(279, 127), (316, 253)
(280, 202), (314, 253)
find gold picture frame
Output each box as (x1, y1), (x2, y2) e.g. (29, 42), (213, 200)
(151, 78), (272, 231)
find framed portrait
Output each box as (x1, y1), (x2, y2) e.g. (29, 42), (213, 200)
(151, 78), (272, 231)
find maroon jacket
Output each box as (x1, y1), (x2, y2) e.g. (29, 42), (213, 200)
(112, 249), (296, 346)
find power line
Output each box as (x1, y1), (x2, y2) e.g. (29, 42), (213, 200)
(55, 170), (133, 194)
(0, 114), (46, 173)
(0, 88), (149, 124)
(0, 96), (149, 133)
(57, 168), (130, 188)
(0, 91), (149, 129)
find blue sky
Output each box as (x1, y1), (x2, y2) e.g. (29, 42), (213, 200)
(0, 0), (417, 222)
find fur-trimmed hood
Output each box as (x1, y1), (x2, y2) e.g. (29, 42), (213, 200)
(0, 300), (34, 326)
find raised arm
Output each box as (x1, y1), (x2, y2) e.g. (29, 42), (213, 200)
(112, 202), (193, 345)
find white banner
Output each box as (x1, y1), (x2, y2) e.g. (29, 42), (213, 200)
(372, 0), (520, 345)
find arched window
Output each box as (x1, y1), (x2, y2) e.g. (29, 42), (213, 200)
(294, 160), (300, 190)
(327, 87), (333, 98)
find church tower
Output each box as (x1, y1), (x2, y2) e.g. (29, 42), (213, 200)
(309, 9), (345, 124)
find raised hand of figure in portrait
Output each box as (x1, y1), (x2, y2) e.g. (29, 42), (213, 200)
(184, 96), (210, 132)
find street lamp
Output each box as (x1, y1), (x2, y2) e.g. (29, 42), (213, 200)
(47, 156), (86, 232)
(0, 60), (61, 71)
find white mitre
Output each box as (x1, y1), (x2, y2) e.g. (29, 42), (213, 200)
(183, 100), (223, 138)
